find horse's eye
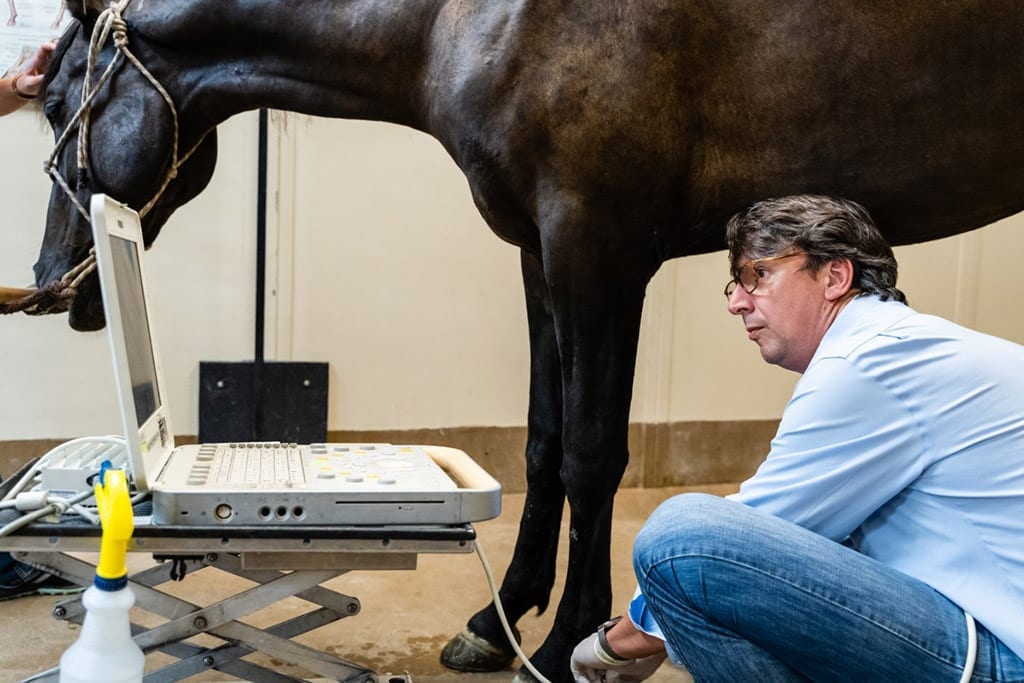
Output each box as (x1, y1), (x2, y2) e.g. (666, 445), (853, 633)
(42, 101), (64, 123)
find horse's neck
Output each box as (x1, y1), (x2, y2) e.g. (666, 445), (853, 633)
(138, 0), (449, 130)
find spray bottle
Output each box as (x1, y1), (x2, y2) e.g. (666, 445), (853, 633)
(59, 463), (144, 683)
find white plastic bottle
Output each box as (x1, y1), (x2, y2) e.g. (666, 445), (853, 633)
(59, 465), (144, 683)
(58, 581), (144, 683)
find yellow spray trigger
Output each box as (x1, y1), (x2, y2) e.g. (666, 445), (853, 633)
(94, 464), (134, 583)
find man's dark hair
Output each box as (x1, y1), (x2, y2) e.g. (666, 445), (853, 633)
(726, 194), (906, 303)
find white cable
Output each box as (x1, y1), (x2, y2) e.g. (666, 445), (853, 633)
(473, 539), (553, 683)
(958, 612), (977, 683)
(13, 490), (50, 511)
(20, 665), (59, 683)
(0, 488), (99, 538)
(0, 436), (134, 542)
(0, 504), (64, 537)
(2, 458), (47, 502)
(69, 503), (100, 525)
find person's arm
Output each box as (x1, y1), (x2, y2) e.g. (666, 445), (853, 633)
(603, 615), (666, 659)
(570, 615), (667, 682)
(0, 40), (56, 116)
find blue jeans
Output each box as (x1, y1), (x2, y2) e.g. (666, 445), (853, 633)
(0, 551), (40, 586)
(0, 473), (43, 589)
(633, 494), (1024, 682)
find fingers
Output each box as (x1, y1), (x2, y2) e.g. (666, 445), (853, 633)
(23, 41), (56, 75)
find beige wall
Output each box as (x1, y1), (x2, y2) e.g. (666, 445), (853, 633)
(2, 110), (1023, 445)
(1, 110), (259, 440)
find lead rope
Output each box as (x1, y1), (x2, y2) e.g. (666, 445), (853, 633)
(0, 250), (97, 316)
(1, 0), (210, 316)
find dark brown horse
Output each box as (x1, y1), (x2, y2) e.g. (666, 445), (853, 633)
(27, 1), (1024, 680)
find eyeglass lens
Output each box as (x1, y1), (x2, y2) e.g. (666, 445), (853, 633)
(724, 252), (803, 297)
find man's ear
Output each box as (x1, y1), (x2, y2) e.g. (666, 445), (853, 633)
(823, 258), (855, 301)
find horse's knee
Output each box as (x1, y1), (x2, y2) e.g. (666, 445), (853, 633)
(559, 446), (628, 504)
(524, 432), (562, 482)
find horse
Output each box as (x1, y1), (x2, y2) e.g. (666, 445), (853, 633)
(26, 1), (1024, 680)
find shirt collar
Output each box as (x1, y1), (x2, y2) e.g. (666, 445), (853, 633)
(809, 294), (917, 366)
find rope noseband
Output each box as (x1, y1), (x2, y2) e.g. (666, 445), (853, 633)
(0, 250), (96, 316)
(2, 0), (208, 316)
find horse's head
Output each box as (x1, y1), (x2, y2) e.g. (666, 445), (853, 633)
(35, 0), (219, 331)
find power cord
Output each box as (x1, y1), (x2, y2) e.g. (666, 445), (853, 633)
(473, 539), (553, 683)
(959, 612), (977, 683)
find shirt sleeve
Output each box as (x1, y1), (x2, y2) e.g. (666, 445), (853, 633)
(728, 356), (928, 541)
(628, 586), (682, 660)
(628, 586), (663, 637)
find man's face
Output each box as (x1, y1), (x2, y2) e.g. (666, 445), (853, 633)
(726, 251), (837, 373)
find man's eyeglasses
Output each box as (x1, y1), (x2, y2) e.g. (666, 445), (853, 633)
(723, 252), (805, 297)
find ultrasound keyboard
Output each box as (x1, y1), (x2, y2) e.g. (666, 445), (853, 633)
(151, 443), (500, 526)
(196, 443), (306, 487)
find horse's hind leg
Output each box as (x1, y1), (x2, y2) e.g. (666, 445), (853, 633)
(441, 250), (568, 671)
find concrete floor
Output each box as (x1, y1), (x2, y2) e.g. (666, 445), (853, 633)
(1, 484), (736, 682)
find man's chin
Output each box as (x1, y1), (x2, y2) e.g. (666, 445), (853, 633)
(756, 343), (784, 368)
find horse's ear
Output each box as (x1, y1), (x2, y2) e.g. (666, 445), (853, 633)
(66, 0), (109, 23)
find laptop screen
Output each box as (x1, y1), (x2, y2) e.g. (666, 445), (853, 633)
(91, 193), (175, 491)
(109, 233), (162, 428)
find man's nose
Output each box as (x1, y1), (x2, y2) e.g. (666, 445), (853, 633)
(726, 287), (751, 315)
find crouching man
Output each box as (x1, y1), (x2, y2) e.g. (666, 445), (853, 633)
(572, 195), (1024, 682)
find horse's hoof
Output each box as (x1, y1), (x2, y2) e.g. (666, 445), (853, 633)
(440, 628), (516, 672)
(512, 671), (541, 683)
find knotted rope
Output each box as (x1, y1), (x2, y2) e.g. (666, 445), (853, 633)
(0, 250), (96, 315)
(3, 0), (210, 316)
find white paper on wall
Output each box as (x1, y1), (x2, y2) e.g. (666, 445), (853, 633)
(0, 0), (69, 77)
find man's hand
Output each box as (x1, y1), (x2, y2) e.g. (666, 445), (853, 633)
(570, 631), (667, 682)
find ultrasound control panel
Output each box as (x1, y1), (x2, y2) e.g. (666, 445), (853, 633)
(306, 443), (458, 490)
(151, 443), (500, 526)
(177, 443), (458, 491)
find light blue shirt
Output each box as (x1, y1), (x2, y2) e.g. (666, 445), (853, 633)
(633, 295), (1024, 660)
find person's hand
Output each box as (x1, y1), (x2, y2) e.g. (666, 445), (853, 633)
(570, 631), (667, 682)
(13, 40), (57, 99)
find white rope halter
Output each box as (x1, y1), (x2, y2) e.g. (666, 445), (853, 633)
(46, 0), (208, 221)
(4, 0), (212, 315)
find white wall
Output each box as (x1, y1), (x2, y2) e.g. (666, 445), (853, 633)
(0, 110), (258, 440)
(2, 109), (1024, 441)
(267, 116), (529, 430)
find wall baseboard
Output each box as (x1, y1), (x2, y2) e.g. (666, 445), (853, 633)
(1, 420), (777, 493)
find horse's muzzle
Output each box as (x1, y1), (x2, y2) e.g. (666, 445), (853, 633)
(0, 282), (71, 317)
(0, 270), (106, 331)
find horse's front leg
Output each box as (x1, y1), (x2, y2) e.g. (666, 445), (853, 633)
(442, 249), (569, 671)
(517, 218), (654, 682)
